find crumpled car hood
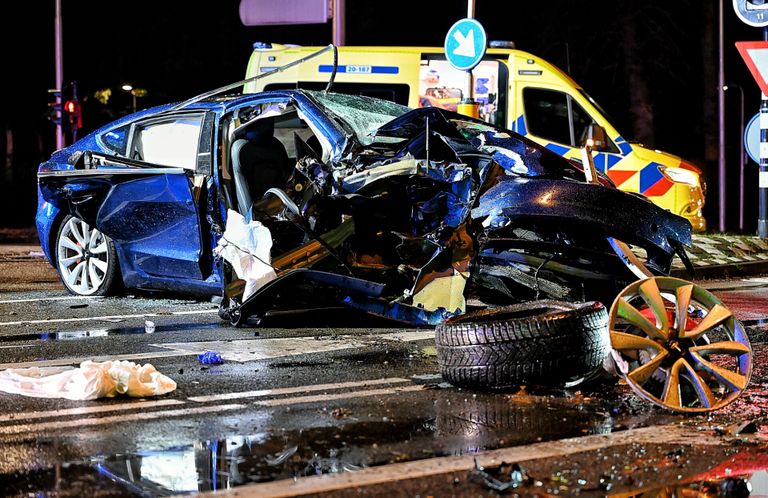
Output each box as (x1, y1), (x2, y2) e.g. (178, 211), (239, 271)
(229, 106), (692, 326)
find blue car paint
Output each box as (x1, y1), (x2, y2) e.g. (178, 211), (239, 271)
(35, 190), (58, 263)
(37, 91), (350, 298)
(96, 173), (204, 280)
(38, 89), (694, 326)
(471, 176), (691, 255)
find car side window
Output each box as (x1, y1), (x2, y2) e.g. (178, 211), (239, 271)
(129, 115), (204, 169)
(99, 124), (131, 156)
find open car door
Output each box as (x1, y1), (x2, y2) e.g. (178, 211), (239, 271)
(39, 112), (214, 286)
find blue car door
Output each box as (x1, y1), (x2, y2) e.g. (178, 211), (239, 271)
(40, 112), (215, 286)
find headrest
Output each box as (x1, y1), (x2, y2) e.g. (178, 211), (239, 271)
(242, 118), (274, 142)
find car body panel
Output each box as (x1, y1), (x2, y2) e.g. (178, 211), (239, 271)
(37, 88), (693, 324)
(38, 164), (217, 295)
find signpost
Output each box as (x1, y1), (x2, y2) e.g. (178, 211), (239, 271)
(444, 16), (487, 118)
(733, 0), (768, 238)
(238, 0), (346, 46)
(736, 40), (768, 237)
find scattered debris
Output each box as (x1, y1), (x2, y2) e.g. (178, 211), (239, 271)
(331, 407), (352, 419)
(0, 360), (176, 400)
(725, 420), (759, 436)
(198, 351), (224, 365)
(471, 459), (534, 493)
(69, 303), (88, 309)
(717, 477), (752, 498)
(264, 445), (298, 466)
(144, 320), (155, 333)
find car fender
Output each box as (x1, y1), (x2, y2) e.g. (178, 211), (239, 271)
(472, 176), (692, 255)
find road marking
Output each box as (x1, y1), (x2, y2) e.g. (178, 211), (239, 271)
(0, 383), (425, 436)
(157, 330), (434, 363)
(189, 377), (411, 402)
(0, 331), (433, 371)
(195, 424), (736, 498)
(255, 384), (424, 407)
(0, 403), (244, 436)
(0, 351), (194, 370)
(0, 309), (217, 327)
(0, 295), (104, 304)
(0, 399), (184, 423)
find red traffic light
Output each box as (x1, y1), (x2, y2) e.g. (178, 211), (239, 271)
(64, 100), (76, 113)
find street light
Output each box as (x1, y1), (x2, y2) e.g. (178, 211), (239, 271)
(121, 84), (136, 113)
(121, 84), (147, 113)
(724, 84), (746, 231)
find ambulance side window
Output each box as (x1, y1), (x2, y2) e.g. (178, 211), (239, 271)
(523, 88), (571, 145)
(523, 87), (617, 153)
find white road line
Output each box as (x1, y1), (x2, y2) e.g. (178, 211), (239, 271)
(0, 403), (244, 436)
(0, 295), (104, 305)
(0, 385), (425, 436)
(0, 309), (217, 327)
(196, 424), (736, 498)
(157, 330), (435, 363)
(255, 384), (424, 407)
(0, 351), (194, 370)
(0, 399), (185, 423)
(189, 377), (412, 403)
(0, 331), (432, 371)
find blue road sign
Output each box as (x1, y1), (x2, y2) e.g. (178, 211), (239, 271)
(746, 112), (760, 164)
(444, 18), (487, 71)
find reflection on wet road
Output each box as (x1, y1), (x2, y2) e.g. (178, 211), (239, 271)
(0, 275), (765, 496)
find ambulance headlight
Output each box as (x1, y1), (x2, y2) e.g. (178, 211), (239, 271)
(659, 165), (699, 187)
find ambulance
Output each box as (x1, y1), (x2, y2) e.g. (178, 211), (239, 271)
(245, 43), (706, 230)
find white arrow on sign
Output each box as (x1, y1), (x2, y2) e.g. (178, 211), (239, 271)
(452, 28), (476, 58)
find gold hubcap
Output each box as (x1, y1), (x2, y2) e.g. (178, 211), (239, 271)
(609, 277), (752, 413)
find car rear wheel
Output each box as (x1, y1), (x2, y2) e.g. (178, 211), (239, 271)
(55, 215), (119, 296)
(436, 300), (611, 389)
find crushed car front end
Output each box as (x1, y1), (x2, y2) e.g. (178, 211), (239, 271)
(219, 93), (691, 326)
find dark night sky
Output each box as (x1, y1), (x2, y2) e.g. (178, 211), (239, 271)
(0, 1), (763, 228)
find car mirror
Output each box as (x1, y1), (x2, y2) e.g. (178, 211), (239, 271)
(68, 150), (96, 170)
(580, 123), (608, 150)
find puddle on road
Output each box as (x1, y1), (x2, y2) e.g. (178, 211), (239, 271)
(0, 392), (618, 495)
(4, 429), (768, 496)
(0, 322), (221, 343)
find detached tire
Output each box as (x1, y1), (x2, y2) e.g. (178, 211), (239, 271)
(436, 300), (610, 389)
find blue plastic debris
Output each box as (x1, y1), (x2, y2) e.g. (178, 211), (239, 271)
(198, 351), (224, 365)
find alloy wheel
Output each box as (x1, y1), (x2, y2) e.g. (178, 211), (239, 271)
(609, 276), (752, 413)
(57, 217), (112, 295)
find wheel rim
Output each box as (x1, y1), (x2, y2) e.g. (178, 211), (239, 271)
(609, 276), (752, 413)
(57, 217), (110, 295)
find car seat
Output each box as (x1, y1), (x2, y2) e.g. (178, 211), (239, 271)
(231, 118), (291, 218)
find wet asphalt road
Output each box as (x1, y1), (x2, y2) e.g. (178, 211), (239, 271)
(0, 247), (767, 496)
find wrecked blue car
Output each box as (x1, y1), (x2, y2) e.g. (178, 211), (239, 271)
(36, 85), (692, 326)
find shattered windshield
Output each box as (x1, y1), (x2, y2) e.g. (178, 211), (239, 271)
(307, 90), (410, 145)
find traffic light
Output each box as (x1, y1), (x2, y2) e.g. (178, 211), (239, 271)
(46, 89), (61, 125)
(63, 100), (82, 130)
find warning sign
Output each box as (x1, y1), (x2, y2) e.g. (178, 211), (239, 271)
(736, 41), (768, 96)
